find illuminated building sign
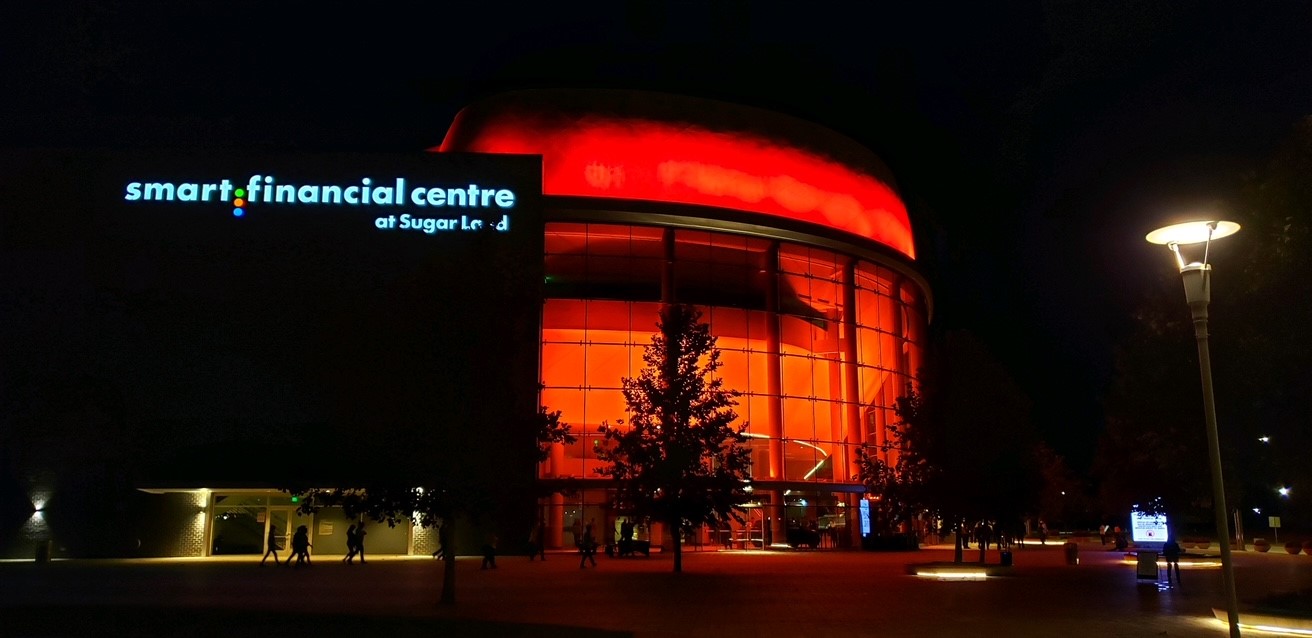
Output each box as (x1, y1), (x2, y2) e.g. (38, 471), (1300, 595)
(123, 170), (521, 235)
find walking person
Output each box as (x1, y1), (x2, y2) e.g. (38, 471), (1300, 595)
(579, 519), (597, 568)
(343, 524), (358, 564)
(261, 525), (282, 566)
(353, 523), (367, 564)
(289, 525), (311, 567)
(528, 520), (546, 561)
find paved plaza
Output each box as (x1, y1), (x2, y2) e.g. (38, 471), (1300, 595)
(2, 541), (1310, 637)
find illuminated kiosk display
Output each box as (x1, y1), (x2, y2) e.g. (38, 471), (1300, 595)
(1130, 510), (1169, 547)
(0, 150), (543, 558)
(440, 90), (930, 552)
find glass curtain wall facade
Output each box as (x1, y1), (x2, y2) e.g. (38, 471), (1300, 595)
(538, 221), (925, 549)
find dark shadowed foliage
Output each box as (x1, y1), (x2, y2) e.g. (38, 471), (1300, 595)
(596, 303), (752, 573)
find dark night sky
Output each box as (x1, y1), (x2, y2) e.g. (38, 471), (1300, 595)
(6, 1), (1312, 469)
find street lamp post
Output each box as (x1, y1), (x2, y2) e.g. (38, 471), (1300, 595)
(1145, 220), (1242, 638)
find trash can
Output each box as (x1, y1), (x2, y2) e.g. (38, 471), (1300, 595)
(1000, 550), (1013, 566)
(35, 540), (52, 563)
(1063, 541), (1079, 565)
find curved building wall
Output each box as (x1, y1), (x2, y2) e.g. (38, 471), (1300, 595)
(441, 90), (930, 548)
(539, 222), (925, 486)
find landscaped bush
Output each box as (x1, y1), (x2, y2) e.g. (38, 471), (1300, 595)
(1284, 541), (1302, 555)
(1255, 539), (1271, 552)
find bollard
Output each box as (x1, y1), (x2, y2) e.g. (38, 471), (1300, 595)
(1063, 541), (1079, 565)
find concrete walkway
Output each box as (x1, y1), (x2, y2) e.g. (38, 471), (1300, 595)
(2, 542), (1310, 637)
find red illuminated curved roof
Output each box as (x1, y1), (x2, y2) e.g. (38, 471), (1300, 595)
(437, 91), (915, 259)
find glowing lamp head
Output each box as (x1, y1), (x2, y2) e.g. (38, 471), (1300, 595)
(1278, 486), (1291, 497)
(1146, 221), (1240, 301)
(1145, 220), (1241, 246)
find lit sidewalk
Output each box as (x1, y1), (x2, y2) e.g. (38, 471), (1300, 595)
(2, 544), (1309, 637)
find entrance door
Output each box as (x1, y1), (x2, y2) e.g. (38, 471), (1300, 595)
(268, 508), (313, 556)
(267, 508), (294, 555)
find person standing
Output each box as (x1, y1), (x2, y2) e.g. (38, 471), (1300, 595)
(261, 525), (281, 566)
(481, 533), (499, 569)
(1162, 536), (1182, 585)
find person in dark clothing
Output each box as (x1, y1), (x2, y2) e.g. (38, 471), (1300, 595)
(1162, 536), (1182, 585)
(289, 525), (311, 567)
(529, 521), (546, 561)
(579, 520), (598, 568)
(261, 526), (281, 566)
(481, 533), (498, 569)
(353, 523), (367, 564)
(343, 524), (358, 564)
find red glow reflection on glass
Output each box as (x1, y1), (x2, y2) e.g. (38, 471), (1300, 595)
(438, 118), (915, 258)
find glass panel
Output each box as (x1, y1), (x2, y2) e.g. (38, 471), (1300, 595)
(212, 507), (263, 555)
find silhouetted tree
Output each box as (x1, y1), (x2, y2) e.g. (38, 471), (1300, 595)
(535, 405), (576, 463)
(596, 304), (752, 573)
(291, 403), (573, 605)
(855, 389), (930, 537)
(1097, 116), (1312, 534)
(897, 331), (1042, 562)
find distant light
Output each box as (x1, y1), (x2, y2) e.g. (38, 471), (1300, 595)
(799, 499), (807, 507)
(1253, 508), (1262, 515)
(1145, 220), (1241, 245)
(1231, 620), (1312, 636)
(1060, 491), (1066, 496)
(917, 571), (987, 581)
(1278, 487), (1291, 497)
(1259, 436), (1270, 443)
(291, 496), (300, 503)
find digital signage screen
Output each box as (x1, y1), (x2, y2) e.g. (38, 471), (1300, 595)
(1, 150), (544, 486)
(1130, 510), (1169, 545)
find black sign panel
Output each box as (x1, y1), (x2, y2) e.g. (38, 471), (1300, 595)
(1, 150), (544, 485)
